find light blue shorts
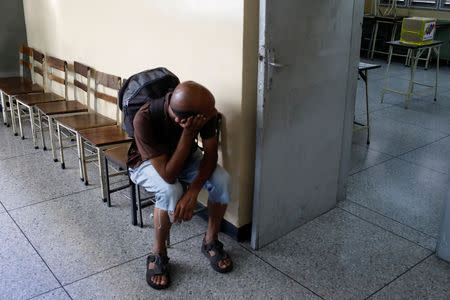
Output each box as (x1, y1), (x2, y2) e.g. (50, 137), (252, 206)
(129, 150), (231, 214)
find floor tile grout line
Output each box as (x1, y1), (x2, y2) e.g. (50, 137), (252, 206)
(354, 103), (393, 118)
(27, 286), (66, 300)
(61, 231), (207, 288)
(0, 151), (42, 162)
(238, 244), (326, 300)
(245, 207), (337, 251)
(349, 156), (397, 177)
(336, 207), (434, 252)
(344, 198), (439, 240)
(391, 133), (450, 159)
(351, 142), (395, 158)
(364, 253), (434, 300)
(6, 186), (100, 213)
(395, 155), (449, 176)
(350, 132), (450, 177)
(0, 201), (74, 300)
(5, 175), (135, 213)
(370, 109), (450, 136)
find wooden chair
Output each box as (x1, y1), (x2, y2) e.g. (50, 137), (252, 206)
(14, 56), (69, 148)
(0, 45), (34, 88)
(54, 70), (121, 180)
(34, 62), (90, 161)
(0, 45), (34, 126)
(0, 48), (44, 133)
(103, 144), (135, 218)
(78, 126), (132, 201)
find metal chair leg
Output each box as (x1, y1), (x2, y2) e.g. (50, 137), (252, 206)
(80, 137), (88, 185)
(48, 117), (57, 161)
(97, 146), (107, 202)
(104, 156), (112, 207)
(17, 102), (24, 139)
(130, 179), (137, 226)
(425, 48), (432, 70)
(29, 106), (38, 148)
(57, 123), (65, 169)
(38, 110), (46, 150)
(76, 134), (84, 182)
(381, 45), (393, 103)
(9, 96), (17, 135)
(166, 234), (171, 248)
(0, 92), (8, 126)
(405, 48), (423, 109)
(136, 184), (143, 228)
(434, 46), (440, 102)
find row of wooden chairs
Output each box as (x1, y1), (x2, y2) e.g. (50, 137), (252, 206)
(1, 46), (223, 240)
(0, 45), (132, 202)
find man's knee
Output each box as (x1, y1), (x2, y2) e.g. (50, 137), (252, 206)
(213, 166), (232, 189)
(207, 166), (231, 204)
(158, 181), (184, 200)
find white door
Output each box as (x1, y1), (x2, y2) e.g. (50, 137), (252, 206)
(251, 0), (364, 249)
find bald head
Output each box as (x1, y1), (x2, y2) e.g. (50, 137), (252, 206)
(169, 81), (216, 119)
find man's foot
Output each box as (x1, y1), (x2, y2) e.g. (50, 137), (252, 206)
(146, 253), (170, 290)
(201, 238), (233, 273)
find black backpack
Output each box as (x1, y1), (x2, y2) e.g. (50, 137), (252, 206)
(119, 67), (180, 137)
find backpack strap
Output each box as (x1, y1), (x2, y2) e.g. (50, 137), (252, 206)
(149, 96), (166, 124)
(149, 94), (169, 140)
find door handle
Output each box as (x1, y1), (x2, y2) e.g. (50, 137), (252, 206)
(269, 62), (285, 68)
(266, 48), (285, 90)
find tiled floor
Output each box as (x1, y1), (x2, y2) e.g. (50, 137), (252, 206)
(0, 58), (449, 299)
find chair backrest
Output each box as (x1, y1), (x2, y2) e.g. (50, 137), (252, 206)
(73, 61), (91, 103)
(46, 56), (68, 98)
(19, 45), (33, 79)
(93, 70), (121, 123)
(216, 113), (222, 143)
(32, 49), (45, 86)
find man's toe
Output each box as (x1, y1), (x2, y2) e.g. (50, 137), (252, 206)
(152, 275), (167, 286)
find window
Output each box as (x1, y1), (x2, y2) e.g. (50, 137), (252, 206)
(410, 0), (438, 8)
(379, 0), (407, 6)
(441, 0), (450, 9)
(379, 0), (450, 10)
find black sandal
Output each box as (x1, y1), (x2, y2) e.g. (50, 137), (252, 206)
(201, 238), (233, 273)
(146, 253), (170, 290)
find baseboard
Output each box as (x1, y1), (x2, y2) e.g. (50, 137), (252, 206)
(196, 203), (252, 242)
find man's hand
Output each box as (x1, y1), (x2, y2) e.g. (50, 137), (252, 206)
(173, 188), (199, 223)
(176, 114), (208, 134)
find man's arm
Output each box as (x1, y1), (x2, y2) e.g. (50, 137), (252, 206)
(150, 115), (207, 184)
(190, 137), (218, 192)
(173, 136), (218, 222)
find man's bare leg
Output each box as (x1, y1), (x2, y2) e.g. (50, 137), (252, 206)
(205, 201), (231, 270)
(149, 207), (171, 286)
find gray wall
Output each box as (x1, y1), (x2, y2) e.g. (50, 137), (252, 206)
(0, 0), (27, 77)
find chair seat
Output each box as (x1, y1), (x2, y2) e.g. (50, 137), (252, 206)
(78, 125), (132, 147)
(35, 101), (88, 115)
(16, 92), (65, 106)
(1, 82), (43, 96)
(55, 113), (116, 131)
(104, 144), (131, 169)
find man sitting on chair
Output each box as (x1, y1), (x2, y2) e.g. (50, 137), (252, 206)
(127, 81), (233, 290)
